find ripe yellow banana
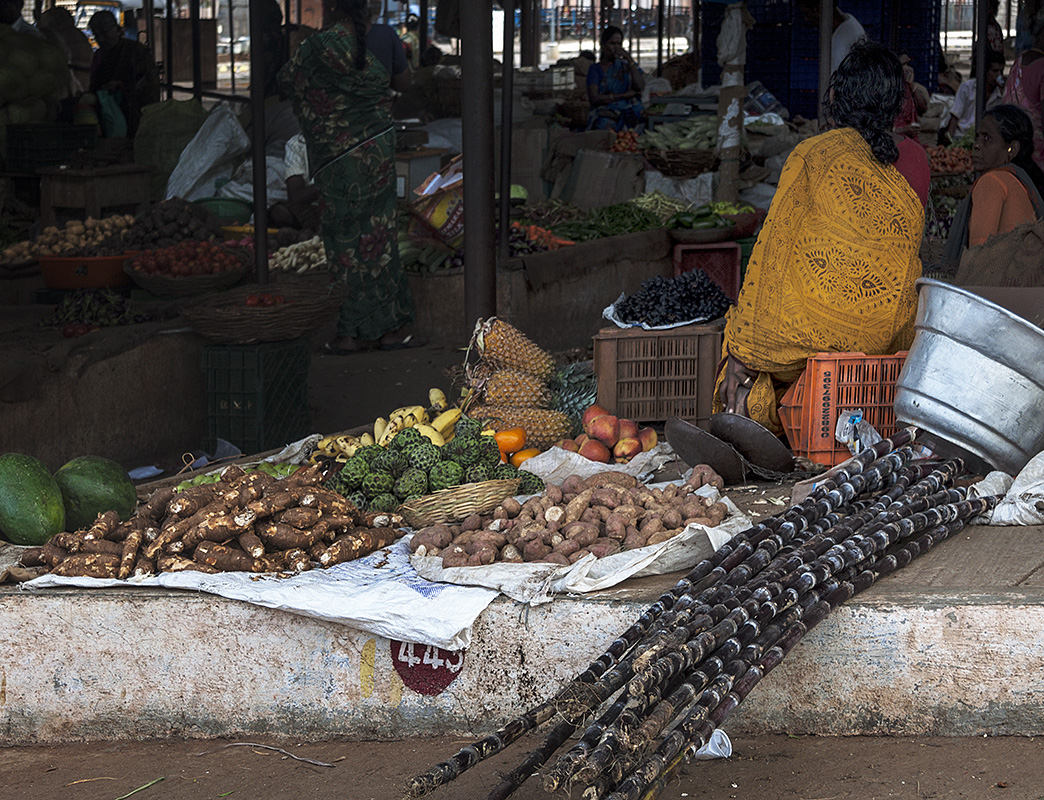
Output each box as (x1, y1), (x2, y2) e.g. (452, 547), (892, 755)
(387, 404), (428, 423)
(334, 435), (360, 457)
(374, 417), (388, 442)
(359, 433), (375, 446)
(432, 408), (463, 436)
(414, 424), (445, 446)
(316, 435), (339, 455)
(428, 387), (448, 411)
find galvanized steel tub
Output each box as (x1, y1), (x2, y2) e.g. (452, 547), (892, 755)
(893, 279), (1044, 474)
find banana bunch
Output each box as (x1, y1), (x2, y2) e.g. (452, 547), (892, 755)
(311, 431), (376, 463)
(373, 388), (460, 447)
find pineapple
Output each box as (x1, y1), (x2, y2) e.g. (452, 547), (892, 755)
(478, 369), (552, 409)
(473, 317), (555, 380)
(469, 404), (574, 450)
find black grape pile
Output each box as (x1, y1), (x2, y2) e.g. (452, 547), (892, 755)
(615, 269), (732, 326)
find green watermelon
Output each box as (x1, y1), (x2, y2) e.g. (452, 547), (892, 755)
(54, 455), (137, 532)
(0, 452), (66, 546)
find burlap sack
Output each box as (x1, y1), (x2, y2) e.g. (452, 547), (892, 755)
(955, 219), (1044, 287)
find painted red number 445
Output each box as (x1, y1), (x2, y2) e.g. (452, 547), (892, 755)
(390, 640), (465, 696)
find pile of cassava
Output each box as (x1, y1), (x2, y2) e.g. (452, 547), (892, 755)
(410, 467), (726, 567)
(18, 464), (405, 578)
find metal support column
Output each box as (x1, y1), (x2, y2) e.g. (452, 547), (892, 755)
(520, 0), (536, 66)
(657, 0), (665, 73)
(975, 0), (988, 128)
(419, 0), (429, 54)
(228, 0), (237, 94)
(499, 0), (516, 262)
(165, 0), (174, 99)
(190, 0), (203, 99)
(249, 0), (270, 284)
(461, 0), (497, 326)
(818, 0), (832, 122)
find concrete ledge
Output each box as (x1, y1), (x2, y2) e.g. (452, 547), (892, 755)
(3, 569), (1043, 745)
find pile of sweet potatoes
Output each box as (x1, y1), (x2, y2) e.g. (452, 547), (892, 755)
(19, 464), (404, 578)
(410, 466), (728, 567)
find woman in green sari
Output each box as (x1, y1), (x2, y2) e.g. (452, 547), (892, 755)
(278, 0), (421, 353)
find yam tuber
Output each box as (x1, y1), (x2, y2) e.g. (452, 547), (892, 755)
(194, 541), (258, 572)
(84, 510), (121, 541)
(143, 486), (176, 519)
(51, 552), (120, 578)
(119, 529), (143, 579)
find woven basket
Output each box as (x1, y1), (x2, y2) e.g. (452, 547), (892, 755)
(644, 148), (716, 177)
(180, 275), (347, 345)
(398, 479), (521, 528)
(124, 247), (251, 298)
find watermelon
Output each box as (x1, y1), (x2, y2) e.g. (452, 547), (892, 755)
(54, 455), (138, 532)
(0, 452), (66, 546)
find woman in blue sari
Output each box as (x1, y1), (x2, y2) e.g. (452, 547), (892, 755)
(586, 25), (646, 131)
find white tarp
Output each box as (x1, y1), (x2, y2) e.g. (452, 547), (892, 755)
(24, 537), (498, 651)
(411, 483), (750, 605)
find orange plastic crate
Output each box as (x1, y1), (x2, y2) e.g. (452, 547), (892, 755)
(778, 351), (908, 466)
(593, 321), (724, 427)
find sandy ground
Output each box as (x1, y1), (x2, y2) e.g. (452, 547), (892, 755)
(4, 733), (1044, 800)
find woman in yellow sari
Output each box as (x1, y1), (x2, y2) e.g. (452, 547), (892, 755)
(714, 41), (928, 435)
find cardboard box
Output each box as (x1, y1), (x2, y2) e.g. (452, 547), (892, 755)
(553, 148), (645, 211)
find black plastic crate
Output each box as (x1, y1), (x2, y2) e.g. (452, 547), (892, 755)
(202, 338), (312, 455)
(4, 124), (98, 174)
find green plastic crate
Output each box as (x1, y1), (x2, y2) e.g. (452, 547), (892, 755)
(202, 338), (312, 455)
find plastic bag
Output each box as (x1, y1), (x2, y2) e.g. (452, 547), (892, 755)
(969, 452), (1044, 526)
(96, 89), (127, 138)
(133, 98), (208, 200)
(165, 101), (250, 201)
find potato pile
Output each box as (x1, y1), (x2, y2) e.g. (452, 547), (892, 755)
(1, 215), (135, 261)
(120, 198), (224, 251)
(18, 464), (406, 579)
(410, 467), (728, 567)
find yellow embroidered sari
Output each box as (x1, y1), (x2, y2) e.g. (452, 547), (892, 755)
(713, 127), (924, 434)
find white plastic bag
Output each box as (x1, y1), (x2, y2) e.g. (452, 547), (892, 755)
(166, 102), (251, 201)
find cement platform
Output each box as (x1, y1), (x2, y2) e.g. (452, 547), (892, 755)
(2, 518), (1043, 746)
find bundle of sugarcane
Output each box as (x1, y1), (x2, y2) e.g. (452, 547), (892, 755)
(19, 463), (405, 579)
(406, 428), (999, 800)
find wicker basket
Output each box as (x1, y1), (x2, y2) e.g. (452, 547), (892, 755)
(180, 275), (347, 345)
(398, 479), (521, 528)
(670, 223), (737, 244)
(644, 148), (717, 177)
(124, 247), (252, 298)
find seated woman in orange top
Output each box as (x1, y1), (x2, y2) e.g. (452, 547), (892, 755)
(945, 104), (1044, 264)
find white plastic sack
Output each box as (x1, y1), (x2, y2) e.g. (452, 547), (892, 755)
(24, 537), (497, 651)
(219, 155), (290, 205)
(166, 102), (251, 201)
(604, 292), (716, 331)
(642, 77), (673, 106)
(644, 169), (714, 208)
(520, 442), (676, 486)
(411, 482), (752, 605)
(968, 454), (1044, 526)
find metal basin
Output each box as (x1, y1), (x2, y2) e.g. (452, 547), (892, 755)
(893, 279), (1044, 474)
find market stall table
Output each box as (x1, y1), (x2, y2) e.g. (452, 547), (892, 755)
(38, 163), (152, 227)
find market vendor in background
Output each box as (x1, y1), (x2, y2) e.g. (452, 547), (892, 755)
(1003, 11), (1044, 169)
(797, 0), (866, 74)
(714, 42), (928, 433)
(941, 50), (1005, 145)
(894, 53), (930, 138)
(279, 0), (423, 355)
(943, 104), (1044, 266)
(586, 25), (645, 131)
(38, 7), (93, 92)
(0, 0), (43, 36)
(88, 10), (159, 137)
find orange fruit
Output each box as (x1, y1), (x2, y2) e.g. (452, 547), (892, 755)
(494, 427), (527, 455)
(509, 448), (540, 468)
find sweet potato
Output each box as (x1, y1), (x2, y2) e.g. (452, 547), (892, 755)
(523, 539), (552, 562)
(588, 538), (622, 558)
(683, 516), (714, 528)
(562, 493), (577, 503)
(544, 484), (564, 504)
(562, 521), (600, 541)
(499, 497), (523, 518)
(622, 529), (648, 550)
(705, 502), (728, 526)
(500, 544), (524, 563)
(584, 471), (637, 490)
(647, 528), (685, 545)
(465, 532), (507, 554)
(580, 507), (603, 525)
(612, 505), (643, 525)
(521, 497), (544, 516)
(517, 522), (548, 542)
(661, 508), (683, 529)
(604, 513), (628, 540)
(639, 517), (664, 536)
(589, 487), (622, 509)
(552, 538), (580, 557)
(561, 475), (587, 495)
(460, 513), (484, 532)
(564, 488), (594, 524)
(440, 545), (469, 568)
(544, 505), (566, 525)
(412, 544), (440, 558)
(662, 484), (679, 501)
(569, 549), (591, 563)
(467, 547), (498, 566)
(410, 525), (454, 552)
(538, 553), (571, 566)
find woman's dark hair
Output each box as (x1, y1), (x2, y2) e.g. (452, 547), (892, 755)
(984, 103), (1044, 196)
(825, 41), (904, 164)
(334, 0), (370, 70)
(600, 25), (623, 48)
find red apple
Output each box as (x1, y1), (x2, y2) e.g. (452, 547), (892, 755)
(578, 438), (611, 463)
(618, 418), (639, 440)
(581, 403), (611, 433)
(554, 438), (580, 452)
(588, 414), (620, 448)
(613, 437), (642, 463)
(637, 427), (658, 452)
